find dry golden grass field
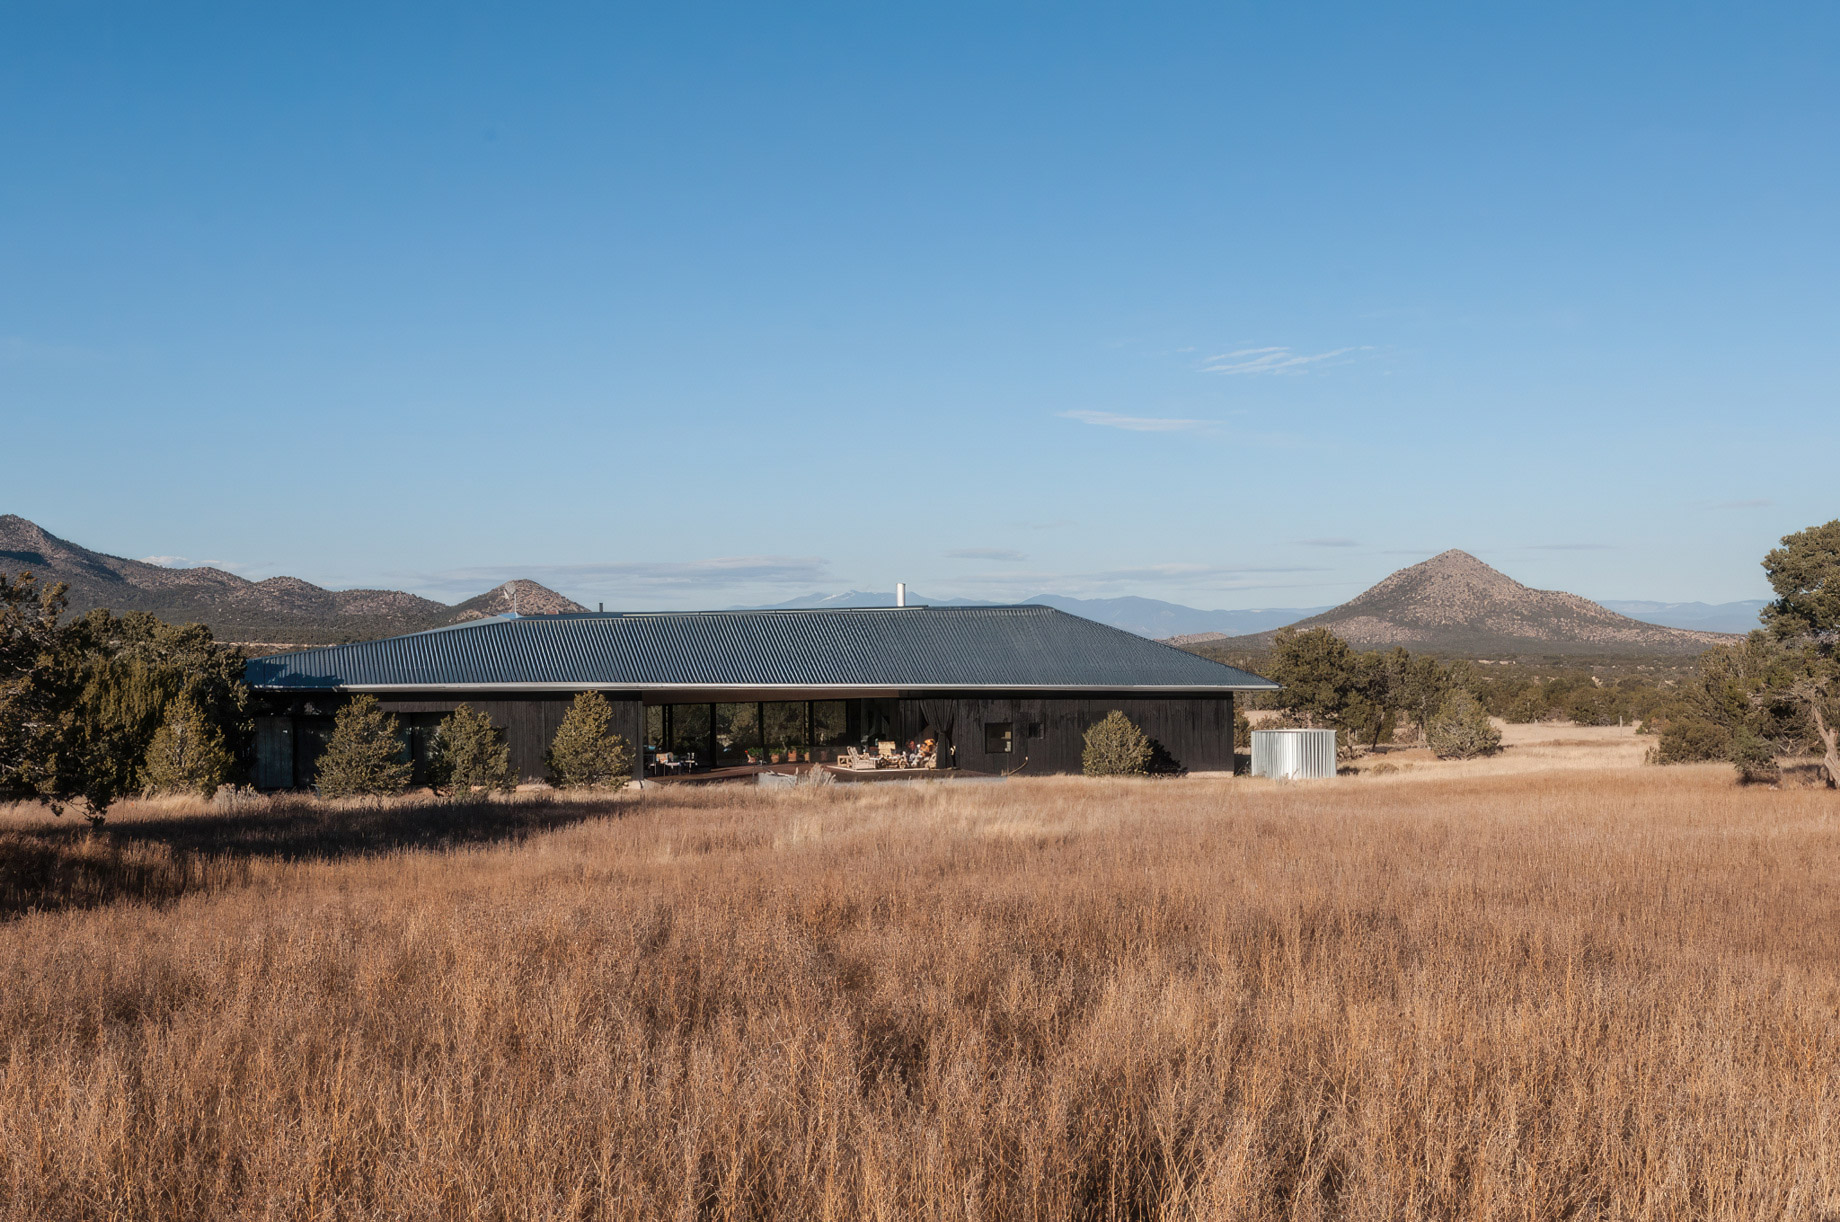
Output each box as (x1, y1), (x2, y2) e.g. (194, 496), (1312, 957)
(3, 756), (1839, 1220)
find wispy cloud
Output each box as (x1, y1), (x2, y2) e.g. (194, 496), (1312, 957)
(947, 548), (1027, 563)
(141, 555), (192, 568)
(1200, 346), (1366, 375)
(1297, 537), (1360, 548)
(1059, 410), (1210, 433)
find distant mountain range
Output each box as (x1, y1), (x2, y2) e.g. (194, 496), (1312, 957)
(0, 515), (582, 645)
(1598, 599), (1768, 635)
(1195, 550), (1739, 657)
(744, 591), (1331, 639)
(748, 587), (1768, 641)
(0, 513), (1768, 652)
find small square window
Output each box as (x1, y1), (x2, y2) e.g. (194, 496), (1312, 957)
(1027, 722), (1043, 739)
(984, 722), (1013, 754)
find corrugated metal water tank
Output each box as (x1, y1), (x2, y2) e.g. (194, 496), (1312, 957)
(1250, 728), (1337, 780)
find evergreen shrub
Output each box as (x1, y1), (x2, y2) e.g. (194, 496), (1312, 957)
(546, 693), (633, 790)
(1082, 710), (1152, 777)
(430, 704), (514, 795)
(1425, 690), (1502, 760)
(315, 695), (411, 798)
(141, 697), (233, 798)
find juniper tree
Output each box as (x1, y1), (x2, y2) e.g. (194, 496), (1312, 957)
(1268, 628), (1364, 730)
(1425, 690), (1501, 760)
(0, 572), (71, 804)
(142, 696), (233, 798)
(429, 704), (514, 795)
(1761, 520), (1840, 787)
(1383, 648), (1471, 745)
(545, 692), (633, 790)
(2, 581), (250, 824)
(1266, 627), (1435, 753)
(1082, 710), (1152, 777)
(314, 695), (411, 798)
(1729, 728), (1780, 785)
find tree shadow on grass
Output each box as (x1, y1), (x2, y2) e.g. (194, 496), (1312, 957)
(1, 794), (622, 920)
(96, 794), (621, 861)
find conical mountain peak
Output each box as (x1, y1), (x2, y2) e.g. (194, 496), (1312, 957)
(1237, 549), (1736, 657)
(449, 579), (587, 620)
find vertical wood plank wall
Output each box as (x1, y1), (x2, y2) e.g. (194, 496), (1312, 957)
(371, 694), (646, 783)
(249, 691), (1236, 786)
(895, 695), (1236, 774)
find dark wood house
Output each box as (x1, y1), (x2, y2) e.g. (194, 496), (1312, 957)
(243, 605), (1278, 787)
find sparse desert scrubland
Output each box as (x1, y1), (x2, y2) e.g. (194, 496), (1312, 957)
(3, 769), (1839, 1221)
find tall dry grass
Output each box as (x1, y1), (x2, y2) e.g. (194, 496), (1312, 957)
(1, 769), (1837, 1220)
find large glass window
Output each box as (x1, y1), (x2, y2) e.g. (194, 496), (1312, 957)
(296, 718), (336, 786)
(763, 702), (806, 760)
(714, 702), (761, 767)
(858, 698), (897, 750)
(645, 700), (951, 769)
(812, 701), (849, 761)
(406, 713), (446, 785)
(668, 703), (710, 764)
(644, 706), (665, 772)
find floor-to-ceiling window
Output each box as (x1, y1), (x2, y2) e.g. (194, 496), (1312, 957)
(713, 702), (761, 767)
(857, 698), (898, 750)
(649, 698), (913, 769)
(763, 702), (806, 761)
(812, 701), (849, 761)
(667, 703), (710, 764)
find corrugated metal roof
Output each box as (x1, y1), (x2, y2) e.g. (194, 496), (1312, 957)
(244, 605), (1279, 692)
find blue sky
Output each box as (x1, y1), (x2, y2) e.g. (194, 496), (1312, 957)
(3, 3), (1834, 610)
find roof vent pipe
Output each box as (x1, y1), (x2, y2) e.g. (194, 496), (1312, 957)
(896, 582), (906, 608)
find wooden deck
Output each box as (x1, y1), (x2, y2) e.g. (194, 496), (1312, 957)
(645, 763), (993, 785)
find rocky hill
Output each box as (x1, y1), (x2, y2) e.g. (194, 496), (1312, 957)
(0, 515), (582, 645)
(449, 579), (588, 621)
(1212, 550), (1738, 658)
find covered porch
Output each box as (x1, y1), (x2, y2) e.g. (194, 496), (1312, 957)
(643, 697), (944, 777)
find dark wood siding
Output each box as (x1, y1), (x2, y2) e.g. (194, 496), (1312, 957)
(896, 694), (1235, 775)
(372, 694), (645, 783)
(253, 717), (294, 789)
(249, 692), (646, 787)
(248, 689), (1233, 785)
